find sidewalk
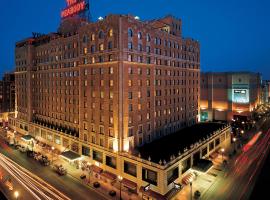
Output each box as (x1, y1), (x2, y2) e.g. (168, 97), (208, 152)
(0, 129), (140, 200)
(52, 158), (140, 200)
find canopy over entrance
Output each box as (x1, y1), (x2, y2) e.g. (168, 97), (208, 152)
(60, 150), (81, 161)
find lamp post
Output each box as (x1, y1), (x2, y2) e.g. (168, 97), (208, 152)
(87, 162), (92, 184)
(221, 148), (225, 162)
(14, 191), (19, 200)
(190, 181), (193, 200)
(118, 175), (123, 200)
(233, 137), (237, 152)
(51, 146), (55, 165)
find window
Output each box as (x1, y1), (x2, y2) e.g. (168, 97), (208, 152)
(146, 46), (150, 53)
(108, 41), (113, 49)
(110, 80), (114, 86)
(82, 146), (90, 156)
(110, 91), (114, 99)
(138, 44), (143, 51)
(127, 128), (133, 137)
(138, 68), (142, 75)
(138, 32), (142, 39)
(109, 67), (114, 74)
(93, 150), (103, 163)
(128, 28), (133, 37)
(128, 42), (133, 50)
(125, 79), (132, 87)
(167, 166), (179, 185)
(99, 31), (104, 39)
(128, 92), (133, 99)
(142, 168), (157, 186)
(99, 43), (104, 51)
(106, 156), (116, 169)
(124, 161), (137, 177)
(109, 29), (113, 37)
(91, 45), (95, 53)
(91, 34), (95, 41)
(146, 33), (151, 42)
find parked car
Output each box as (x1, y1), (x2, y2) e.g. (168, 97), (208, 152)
(93, 182), (100, 188)
(18, 146), (27, 152)
(53, 164), (67, 176)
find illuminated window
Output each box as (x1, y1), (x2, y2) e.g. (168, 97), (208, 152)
(92, 57), (95, 63)
(110, 91), (114, 99)
(110, 80), (114, 87)
(109, 29), (113, 37)
(109, 67), (114, 74)
(128, 80), (132, 86)
(138, 104), (141, 110)
(128, 54), (133, 62)
(91, 34), (95, 41)
(138, 32), (142, 39)
(99, 43), (104, 51)
(138, 68), (142, 75)
(83, 47), (88, 54)
(100, 91), (104, 98)
(100, 80), (104, 86)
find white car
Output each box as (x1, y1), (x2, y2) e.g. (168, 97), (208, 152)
(18, 146), (27, 152)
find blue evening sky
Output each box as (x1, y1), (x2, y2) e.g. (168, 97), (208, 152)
(0, 0), (269, 79)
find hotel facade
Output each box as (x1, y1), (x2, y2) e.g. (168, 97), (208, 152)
(8, 11), (231, 197)
(200, 72), (261, 122)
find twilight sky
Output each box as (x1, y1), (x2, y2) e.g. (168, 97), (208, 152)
(0, 0), (269, 79)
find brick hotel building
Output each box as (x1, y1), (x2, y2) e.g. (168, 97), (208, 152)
(10, 14), (205, 196)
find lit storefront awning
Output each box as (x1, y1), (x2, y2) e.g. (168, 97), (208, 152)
(122, 178), (137, 190)
(21, 135), (35, 142)
(182, 172), (196, 185)
(139, 186), (167, 200)
(60, 151), (81, 161)
(100, 171), (117, 181)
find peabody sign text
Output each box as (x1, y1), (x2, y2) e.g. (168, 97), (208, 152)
(61, 0), (87, 18)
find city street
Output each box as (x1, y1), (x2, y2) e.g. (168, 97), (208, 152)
(173, 115), (270, 200)
(0, 130), (108, 200)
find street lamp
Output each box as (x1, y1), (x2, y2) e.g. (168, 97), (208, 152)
(233, 137), (237, 152)
(118, 175), (123, 200)
(51, 146), (55, 165)
(14, 191), (19, 200)
(87, 162), (92, 184)
(221, 148), (225, 161)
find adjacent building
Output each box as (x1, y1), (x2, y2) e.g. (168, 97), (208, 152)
(261, 80), (270, 104)
(200, 72), (261, 122)
(0, 72), (15, 126)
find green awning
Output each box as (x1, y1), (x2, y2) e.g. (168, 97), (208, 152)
(21, 135), (34, 142)
(60, 151), (81, 161)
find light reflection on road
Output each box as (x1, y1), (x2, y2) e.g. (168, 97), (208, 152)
(0, 153), (71, 200)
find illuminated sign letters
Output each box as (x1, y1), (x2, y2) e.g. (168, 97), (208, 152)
(61, 0), (88, 19)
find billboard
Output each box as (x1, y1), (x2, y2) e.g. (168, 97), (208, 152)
(61, 0), (88, 19)
(232, 89), (249, 103)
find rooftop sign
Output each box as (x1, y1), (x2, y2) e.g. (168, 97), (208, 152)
(61, 0), (88, 19)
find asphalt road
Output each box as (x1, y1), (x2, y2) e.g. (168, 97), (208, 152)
(0, 130), (108, 200)
(201, 122), (270, 200)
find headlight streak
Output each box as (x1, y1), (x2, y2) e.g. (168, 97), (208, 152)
(0, 153), (71, 200)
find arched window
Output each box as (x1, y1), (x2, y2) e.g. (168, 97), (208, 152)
(146, 33), (151, 42)
(109, 29), (113, 37)
(138, 32), (142, 39)
(128, 28), (133, 37)
(83, 35), (88, 43)
(99, 31), (104, 39)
